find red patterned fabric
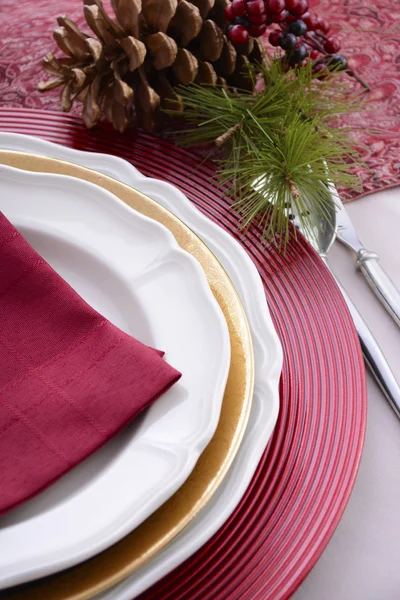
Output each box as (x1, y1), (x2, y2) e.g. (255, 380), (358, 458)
(0, 0), (399, 200)
(0, 213), (181, 516)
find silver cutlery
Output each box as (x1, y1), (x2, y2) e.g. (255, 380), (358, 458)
(295, 183), (400, 418)
(334, 186), (400, 327)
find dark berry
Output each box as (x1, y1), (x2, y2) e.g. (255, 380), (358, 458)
(280, 32), (297, 50)
(317, 17), (330, 33)
(289, 19), (307, 35)
(302, 12), (318, 30)
(232, 0), (248, 17)
(228, 23), (250, 43)
(248, 23), (267, 36)
(327, 53), (348, 70)
(289, 43), (307, 63)
(269, 29), (282, 46)
(248, 12), (268, 24)
(234, 16), (250, 26)
(324, 37), (340, 53)
(266, 0), (285, 13)
(224, 3), (234, 21)
(271, 9), (288, 22)
(246, 0), (266, 15)
(290, 0), (308, 16)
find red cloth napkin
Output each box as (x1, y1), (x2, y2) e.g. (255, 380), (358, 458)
(0, 213), (181, 516)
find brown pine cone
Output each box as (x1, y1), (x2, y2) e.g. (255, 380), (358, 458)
(38, 0), (266, 132)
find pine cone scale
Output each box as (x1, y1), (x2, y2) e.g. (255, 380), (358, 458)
(145, 33), (177, 69)
(119, 37), (146, 71)
(196, 21), (224, 62)
(142, 0), (178, 33)
(168, 1), (202, 47)
(172, 48), (198, 85)
(84, 38), (103, 62)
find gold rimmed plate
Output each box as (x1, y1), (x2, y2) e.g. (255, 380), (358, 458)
(0, 151), (254, 600)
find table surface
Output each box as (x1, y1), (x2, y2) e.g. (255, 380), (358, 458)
(1, 0), (400, 594)
(293, 187), (400, 600)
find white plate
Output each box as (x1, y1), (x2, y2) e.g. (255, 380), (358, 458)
(0, 164), (230, 589)
(0, 133), (282, 600)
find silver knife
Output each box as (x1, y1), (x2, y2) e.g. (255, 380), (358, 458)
(334, 189), (400, 327)
(293, 182), (400, 419)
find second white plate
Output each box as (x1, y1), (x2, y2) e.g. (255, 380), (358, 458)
(0, 133), (282, 600)
(0, 164), (230, 589)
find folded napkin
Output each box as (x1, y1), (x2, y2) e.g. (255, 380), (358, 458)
(0, 213), (181, 516)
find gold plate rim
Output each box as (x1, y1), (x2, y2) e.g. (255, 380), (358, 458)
(0, 151), (254, 600)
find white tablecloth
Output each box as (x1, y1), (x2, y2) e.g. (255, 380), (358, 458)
(293, 188), (400, 600)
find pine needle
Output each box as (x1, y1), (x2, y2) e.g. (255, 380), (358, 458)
(167, 60), (363, 249)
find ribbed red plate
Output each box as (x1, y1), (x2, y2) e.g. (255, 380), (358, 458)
(0, 108), (367, 600)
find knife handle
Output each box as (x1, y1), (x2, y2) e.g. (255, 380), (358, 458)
(356, 249), (400, 328)
(322, 257), (400, 418)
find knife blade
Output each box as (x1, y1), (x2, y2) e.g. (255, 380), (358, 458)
(333, 186), (400, 327)
(294, 192), (400, 420)
(321, 257), (400, 419)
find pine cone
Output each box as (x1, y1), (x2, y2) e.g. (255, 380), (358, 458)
(38, 0), (266, 132)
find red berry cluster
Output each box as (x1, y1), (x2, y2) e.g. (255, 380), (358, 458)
(224, 0), (346, 71)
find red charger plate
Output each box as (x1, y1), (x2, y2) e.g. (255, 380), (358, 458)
(0, 108), (367, 600)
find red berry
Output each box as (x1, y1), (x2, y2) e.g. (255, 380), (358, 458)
(228, 23), (250, 44)
(248, 12), (267, 24)
(324, 37), (340, 53)
(248, 23), (267, 36)
(224, 3), (234, 21)
(286, 14), (296, 22)
(310, 49), (319, 59)
(290, 0), (308, 16)
(302, 12), (318, 30)
(269, 29), (282, 46)
(271, 9), (288, 22)
(317, 17), (330, 33)
(286, 0), (300, 10)
(266, 0), (285, 14)
(246, 0), (266, 16)
(231, 0), (248, 17)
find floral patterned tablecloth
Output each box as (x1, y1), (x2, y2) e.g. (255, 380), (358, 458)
(0, 0), (399, 200)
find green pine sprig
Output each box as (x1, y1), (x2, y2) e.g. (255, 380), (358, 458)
(168, 60), (363, 248)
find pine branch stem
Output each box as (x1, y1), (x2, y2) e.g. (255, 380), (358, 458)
(348, 69), (371, 91)
(305, 34), (370, 91)
(289, 180), (301, 199)
(215, 123), (242, 147)
(305, 33), (326, 54)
